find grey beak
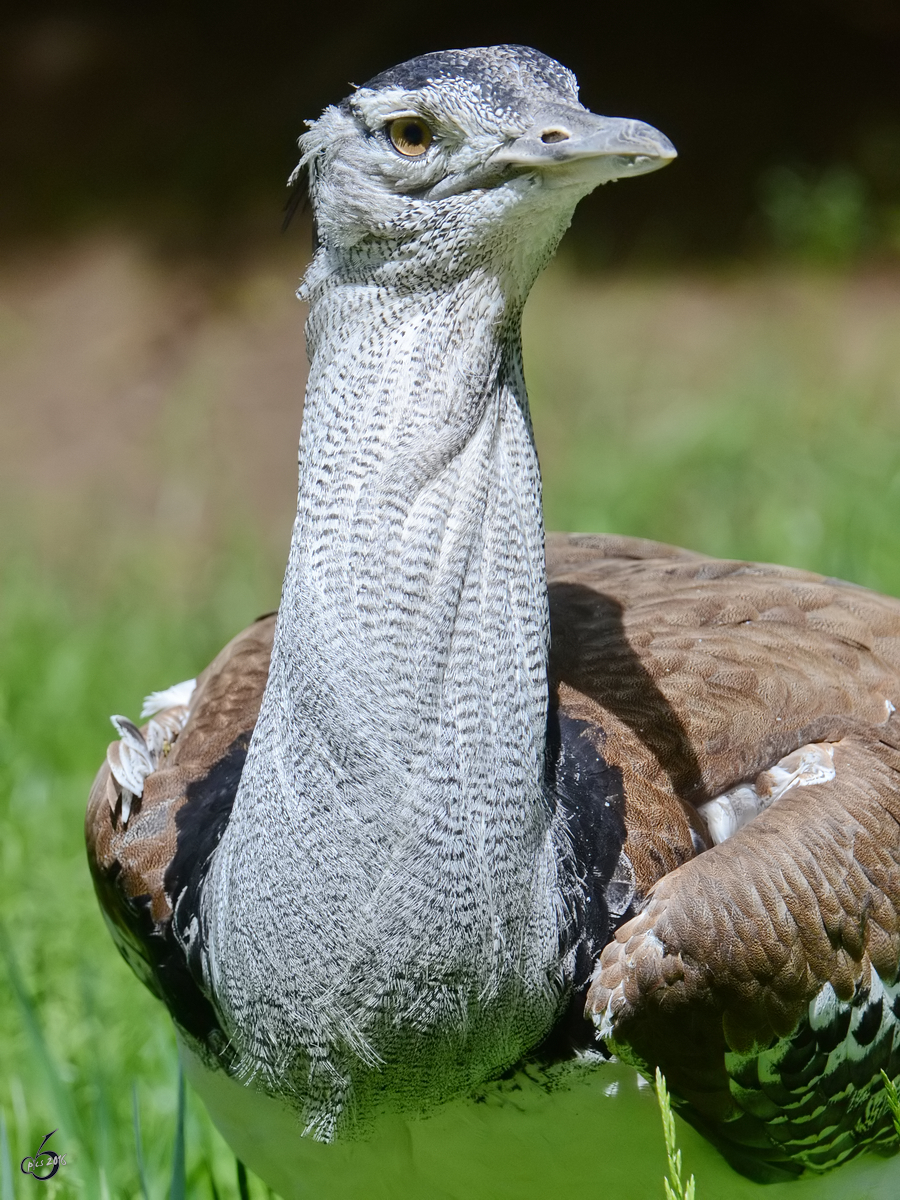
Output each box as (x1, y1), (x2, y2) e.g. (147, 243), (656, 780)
(493, 106), (676, 180)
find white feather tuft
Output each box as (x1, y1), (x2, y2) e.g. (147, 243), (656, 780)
(699, 741), (837, 846)
(141, 678), (196, 719)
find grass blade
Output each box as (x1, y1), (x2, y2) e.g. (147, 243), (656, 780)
(0, 1111), (14, 1200)
(169, 1068), (186, 1200)
(237, 1158), (251, 1200)
(655, 1067), (696, 1200)
(881, 1070), (900, 1139)
(132, 1083), (150, 1200)
(79, 964), (112, 1175)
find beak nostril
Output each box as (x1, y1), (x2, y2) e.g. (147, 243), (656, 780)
(540, 128), (570, 144)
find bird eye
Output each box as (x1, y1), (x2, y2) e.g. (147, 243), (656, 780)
(388, 117), (433, 157)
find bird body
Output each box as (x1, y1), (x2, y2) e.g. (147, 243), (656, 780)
(86, 45), (900, 1196)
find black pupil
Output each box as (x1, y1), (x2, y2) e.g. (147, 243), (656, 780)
(402, 122), (423, 145)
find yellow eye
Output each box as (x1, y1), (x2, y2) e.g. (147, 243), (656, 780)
(388, 117), (433, 157)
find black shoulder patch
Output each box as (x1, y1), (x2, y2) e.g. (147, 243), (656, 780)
(545, 708), (628, 988)
(165, 735), (250, 998)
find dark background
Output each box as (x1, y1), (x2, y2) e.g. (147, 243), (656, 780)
(3, 0), (900, 263)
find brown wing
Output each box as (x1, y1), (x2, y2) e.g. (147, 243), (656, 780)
(546, 532), (900, 892)
(545, 534), (900, 1178)
(587, 734), (900, 1179)
(85, 613), (275, 1047)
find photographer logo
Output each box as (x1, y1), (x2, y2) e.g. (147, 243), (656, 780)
(20, 1130), (67, 1181)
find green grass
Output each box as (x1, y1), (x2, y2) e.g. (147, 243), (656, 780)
(526, 267), (900, 595)
(2, 262), (900, 1197)
(0, 549), (280, 1197)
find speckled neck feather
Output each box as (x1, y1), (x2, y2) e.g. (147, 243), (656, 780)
(201, 205), (578, 1138)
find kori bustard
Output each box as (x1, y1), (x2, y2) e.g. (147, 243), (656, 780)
(87, 44), (900, 1198)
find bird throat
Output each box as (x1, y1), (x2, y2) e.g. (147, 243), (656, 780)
(201, 253), (567, 1138)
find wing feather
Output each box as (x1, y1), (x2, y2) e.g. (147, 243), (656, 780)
(547, 534), (900, 1177)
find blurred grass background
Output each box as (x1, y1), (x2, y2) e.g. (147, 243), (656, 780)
(1, 1), (900, 1195)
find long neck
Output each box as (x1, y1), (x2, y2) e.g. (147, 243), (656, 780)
(203, 255), (565, 1136)
(290, 263), (549, 811)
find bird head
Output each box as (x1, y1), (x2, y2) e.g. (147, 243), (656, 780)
(296, 45), (676, 295)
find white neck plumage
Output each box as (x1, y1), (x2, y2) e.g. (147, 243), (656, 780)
(201, 242), (570, 1138)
